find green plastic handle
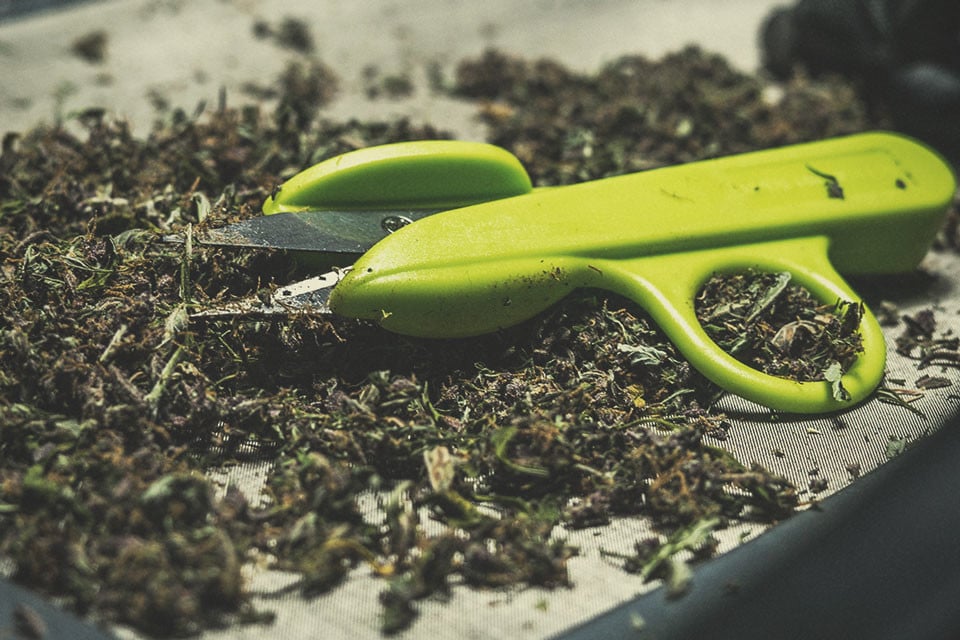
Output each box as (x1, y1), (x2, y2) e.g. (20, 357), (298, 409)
(328, 132), (956, 413)
(601, 236), (887, 413)
(263, 140), (533, 213)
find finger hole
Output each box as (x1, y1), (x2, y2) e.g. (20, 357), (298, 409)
(694, 268), (864, 385)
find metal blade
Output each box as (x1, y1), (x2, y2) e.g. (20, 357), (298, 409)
(187, 208), (445, 255)
(193, 270), (346, 318)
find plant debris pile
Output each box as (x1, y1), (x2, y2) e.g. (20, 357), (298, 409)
(895, 309), (960, 375)
(697, 270), (864, 388)
(453, 47), (874, 184)
(0, 47), (929, 636)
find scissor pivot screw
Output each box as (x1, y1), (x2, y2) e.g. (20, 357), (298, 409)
(382, 215), (413, 234)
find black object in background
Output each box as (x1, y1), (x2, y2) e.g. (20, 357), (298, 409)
(762, 0), (960, 163)
(556, 404), (960, 640)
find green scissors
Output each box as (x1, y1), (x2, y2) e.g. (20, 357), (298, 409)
(192, 132), (956, 414)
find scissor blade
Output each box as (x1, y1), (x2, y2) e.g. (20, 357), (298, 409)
(189, 208), (445, 255)
(193, 270), (346, 318)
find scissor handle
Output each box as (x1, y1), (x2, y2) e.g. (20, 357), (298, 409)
(333, 235), (885, 413)
(595, 236), (886, 412)
(263, 140), (533, 213)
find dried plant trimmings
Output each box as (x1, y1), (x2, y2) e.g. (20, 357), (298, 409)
(696, 270), (864, 384)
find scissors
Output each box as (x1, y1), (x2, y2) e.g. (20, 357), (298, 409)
(184, 132), (957, 414)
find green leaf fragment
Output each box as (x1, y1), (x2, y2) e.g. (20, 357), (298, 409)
(744, 271), (791, 324)
(639, 517), (720, 595)
(617, 343), (669, 366)
(885, 435), (907, 458)
(822, 361), (850, 402)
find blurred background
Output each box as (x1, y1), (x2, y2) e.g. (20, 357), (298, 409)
(4, 0), (956, 157)
(1, 0), (783, 140)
